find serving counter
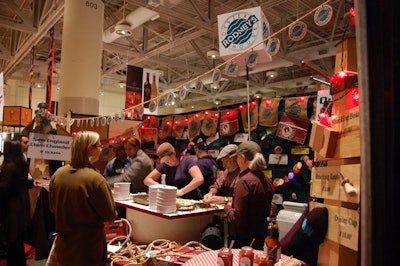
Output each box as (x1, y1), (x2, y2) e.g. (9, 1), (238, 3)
(115, 199), (224, 245)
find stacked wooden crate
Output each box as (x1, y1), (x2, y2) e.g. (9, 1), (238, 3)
(309, 37), (360, 266)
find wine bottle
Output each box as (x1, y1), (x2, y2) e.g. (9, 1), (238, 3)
(143, 72), (151, 108)
(151, 73), (158, 100)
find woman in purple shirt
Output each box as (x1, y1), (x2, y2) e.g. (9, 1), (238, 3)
(144, 142), (204, 200)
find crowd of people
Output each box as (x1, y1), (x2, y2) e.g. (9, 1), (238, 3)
(0, 130), (275, 265)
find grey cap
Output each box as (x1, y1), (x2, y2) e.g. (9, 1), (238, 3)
(216, 144), (238, 161)
(232, 141), (261, 160)
(157, 142), (175, 163)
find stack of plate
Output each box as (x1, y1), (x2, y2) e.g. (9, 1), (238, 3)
(148, 184), (177, 213)
(113, 182), (131, 201)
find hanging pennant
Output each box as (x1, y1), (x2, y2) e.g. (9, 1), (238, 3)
(158, 116), (173, 143)
(158, 95), (166, 108)
(149, 100), (157, 112)
(225, 61), (238, 76)
(240, 100), (259, 132)
(188, 113), (203, 140)
(89, 118), (95, 127)
(68, 118), (75, 127)
(195, 79), (204, 92)
(101, 117), (107, 126)
(259, 97), (281, 127)
(179, 87), (188, 100)
(288, 21), (307, 41)
(212, 69), (222, 83)
(201, 111), (219, 137)
(246, 51), (259, 68)
(266, 38), (280, 56)
(285, 96), (309, 119)
(172, 115), (187, 138)
(314, 5), (333, 26)
(219, 109), (239, 136)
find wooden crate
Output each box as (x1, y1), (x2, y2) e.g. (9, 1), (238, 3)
(2, 106), (32, 126)
(309, 121), (339, 158)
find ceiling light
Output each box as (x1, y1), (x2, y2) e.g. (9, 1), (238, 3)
(266, 71), (278, 78)
(115, 22), (132, 36)
(207, 48), (219, 59)
(254, 93), (262, 99)
(214, 100), (221, 105)
(210, 82), (220, 89)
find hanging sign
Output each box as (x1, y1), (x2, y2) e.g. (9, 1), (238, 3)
(218, 6), (272, 66)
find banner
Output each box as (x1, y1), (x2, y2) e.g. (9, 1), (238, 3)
(27, 132), (72, 161)
(126, 66), (159, 117)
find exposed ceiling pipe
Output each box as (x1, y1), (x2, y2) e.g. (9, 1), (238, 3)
(102, 7), (160, 43)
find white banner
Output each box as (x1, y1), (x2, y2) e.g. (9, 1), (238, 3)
(0, 72), (4, 122)
(27, 132), (72, 161)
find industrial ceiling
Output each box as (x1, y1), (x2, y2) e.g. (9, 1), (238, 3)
(0, 0), (355, 114)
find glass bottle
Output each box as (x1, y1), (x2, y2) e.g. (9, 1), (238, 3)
(263, 221), (281, 266)
(151, 73), (158, 100)
(239, 246), (254, 266)
(217, 247), (233, 266)
(143, 72), (151, 107)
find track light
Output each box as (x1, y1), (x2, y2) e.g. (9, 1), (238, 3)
(207, 48), (219, 59)
(115, 22), (132, 36)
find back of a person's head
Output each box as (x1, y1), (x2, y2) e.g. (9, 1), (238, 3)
(3, 140), (23, 163)
(125, 137), (141, 149)
(71, 131), (99, 167)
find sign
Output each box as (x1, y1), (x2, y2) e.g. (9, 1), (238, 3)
(277, 113), (310, 144)
(218, 6), (272, 66)
(27, 133), (72, 161)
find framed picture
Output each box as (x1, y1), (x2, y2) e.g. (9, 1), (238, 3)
(140, 127), (158, 153)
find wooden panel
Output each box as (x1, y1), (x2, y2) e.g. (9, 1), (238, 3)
(310, 164), (360, 203)
(330, 105), (360, 158)
(310, 202), (359, 251)
(335, 37), (357, 73)
(317, 239), (358, 266)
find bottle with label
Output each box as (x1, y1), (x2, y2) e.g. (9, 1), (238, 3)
(143, 72), (151, 108)
(217, 247), (233, 266)
(151, 73), (158, 100)
(263, 221), (281, 265)
(239, 246), (254, 266)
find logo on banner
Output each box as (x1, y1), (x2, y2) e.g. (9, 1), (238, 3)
(220, 12), (259, 52)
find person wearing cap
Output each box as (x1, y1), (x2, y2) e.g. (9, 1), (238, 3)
(144, 142), (204, 200)
(224, 141), (275, 250)
(203, 144), (240, 204)
(195, 141), (218, 198)
(103, 139), (130, 178)
(107, 137), (153, 193)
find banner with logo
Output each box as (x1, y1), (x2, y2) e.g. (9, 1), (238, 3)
(277, 113), (310, 144)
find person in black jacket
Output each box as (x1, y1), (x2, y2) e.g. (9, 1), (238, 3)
(0, 140), (41, 265)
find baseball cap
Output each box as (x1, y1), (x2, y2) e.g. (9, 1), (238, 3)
(216, 144), (238, 161)
(231, 141), (261, 160)
(197, 141), (208, 151)
(157, 142), (175, 163)
(109, 139), (124, 148)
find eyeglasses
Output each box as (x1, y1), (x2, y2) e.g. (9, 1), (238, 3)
(93, 143), (104, 149)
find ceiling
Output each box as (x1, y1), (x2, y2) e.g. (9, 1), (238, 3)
(0, 0), (355, 114)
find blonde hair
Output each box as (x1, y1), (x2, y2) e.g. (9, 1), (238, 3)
(249, 153), (267, 171)
(70, 131), (100, 168)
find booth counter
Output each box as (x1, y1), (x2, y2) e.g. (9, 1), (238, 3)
(115, 199), (224, 245)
